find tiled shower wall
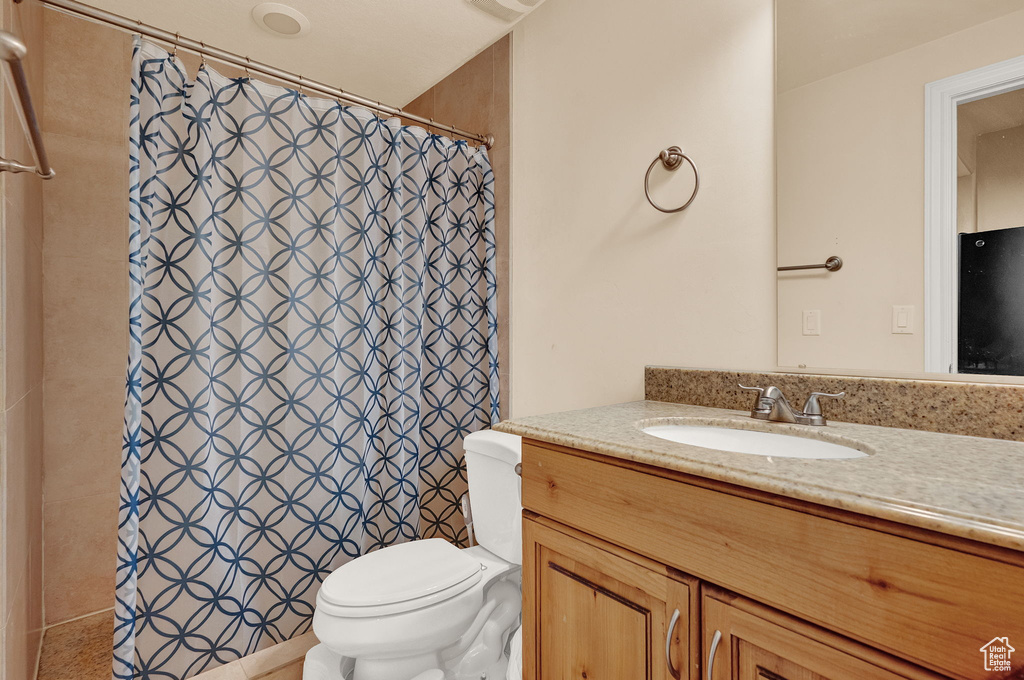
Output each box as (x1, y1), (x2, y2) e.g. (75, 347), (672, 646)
(35, 3), (512, 648)
(40, 9), (131, 627)
(1, 0), (46, 676)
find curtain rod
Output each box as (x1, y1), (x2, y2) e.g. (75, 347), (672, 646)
(27, 0), (495, 148)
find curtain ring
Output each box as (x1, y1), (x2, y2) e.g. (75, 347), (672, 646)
(244, 56), (251, 80)
(199, 41), (207, 69)
(170, 33), (179, 59)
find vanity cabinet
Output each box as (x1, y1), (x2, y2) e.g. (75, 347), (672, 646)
(702, 589), (939, 680)
(520, 439), (1024, 680)
(523, 517), (699, 680)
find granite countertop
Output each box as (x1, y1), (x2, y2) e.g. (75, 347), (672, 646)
(494, 400), (1024, 552)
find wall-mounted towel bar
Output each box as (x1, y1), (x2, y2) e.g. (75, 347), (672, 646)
(777, 256), (843, 272)
(0, 31), (53, 179)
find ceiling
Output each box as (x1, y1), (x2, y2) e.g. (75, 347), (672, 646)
(72, 0), (537, 106)
(778, 0), (1024, 93)
(960, 87), (1024, 137)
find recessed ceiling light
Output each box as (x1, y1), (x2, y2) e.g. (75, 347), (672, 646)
(252, 3), (310, 38)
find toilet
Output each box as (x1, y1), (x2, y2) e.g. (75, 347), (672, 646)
(304, 430), (523, 680)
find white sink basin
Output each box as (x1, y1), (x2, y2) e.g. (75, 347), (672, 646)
(641, 423), (868, 460)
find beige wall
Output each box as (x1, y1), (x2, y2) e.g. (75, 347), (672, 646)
(507, 0), (777, 417)
(976, 124), (1024, 231)
(777, 9), (1024, 373)
(1, 0), (46, 676)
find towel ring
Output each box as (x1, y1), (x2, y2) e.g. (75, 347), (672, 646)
(644, 146), (699, 213)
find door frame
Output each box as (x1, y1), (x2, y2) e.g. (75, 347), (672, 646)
(924, 55), (1024, 373)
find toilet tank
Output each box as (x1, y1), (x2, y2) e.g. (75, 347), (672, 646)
(464, 430), (523, 565)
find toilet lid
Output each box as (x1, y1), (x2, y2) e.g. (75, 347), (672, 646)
(319, 538), (481, 610)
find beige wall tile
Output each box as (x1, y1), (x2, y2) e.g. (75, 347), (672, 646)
(238, 631), (317, 678)
(42, 131), (129, 261)
(3, 0), (47, 673)
(37, 610), (115, 680)
(42, 9), (131, 143)
(4, 511), (44, 680)
(4, 389), (44, 597)
(4, 389), (45, 678)
(38, 8), (131, 632)
(43, 492), (119, 623)
(433, 46), (494, 136)
(3, 138), (45, 250)
(43, 375), (124, 503)
(3, 571), (37, 680)
(27, 506), (43, 645)
(4, 195), (44, 405)
(43, 254), (129, 382)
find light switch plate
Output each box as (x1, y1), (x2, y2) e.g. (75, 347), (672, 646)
(892, 305), (914, 334)
(802, 309), (821, 336)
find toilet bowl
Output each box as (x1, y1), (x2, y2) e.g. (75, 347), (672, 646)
(305, 430), (523, 680)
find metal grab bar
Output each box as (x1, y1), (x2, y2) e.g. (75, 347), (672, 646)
(0, 31), (52, 179)
(777, 256), (842, 272)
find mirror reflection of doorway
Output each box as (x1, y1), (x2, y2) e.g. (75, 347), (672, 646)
(956, 89), (1024, 375)
(959, 226), (1024, 374)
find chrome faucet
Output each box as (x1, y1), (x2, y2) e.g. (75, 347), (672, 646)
(737, 384), (845, 426)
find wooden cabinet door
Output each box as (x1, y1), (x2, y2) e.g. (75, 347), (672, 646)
(523, 516), (697, 680)
(702, 589), (945, 680)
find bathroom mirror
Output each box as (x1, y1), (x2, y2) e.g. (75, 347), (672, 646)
(776, 0), (1024, 377)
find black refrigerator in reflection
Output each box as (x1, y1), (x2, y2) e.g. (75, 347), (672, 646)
(959, 225), (1024, 375)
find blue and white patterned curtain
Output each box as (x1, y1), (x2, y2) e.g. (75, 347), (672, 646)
(114, 38), (499, 680)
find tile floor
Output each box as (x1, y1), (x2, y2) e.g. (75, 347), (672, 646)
(34, 609), (314, 680)
(36, 609), (114, 680)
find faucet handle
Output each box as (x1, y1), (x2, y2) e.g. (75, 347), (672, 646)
(738, 384), (768, 412)
(801, 391), (846, 416)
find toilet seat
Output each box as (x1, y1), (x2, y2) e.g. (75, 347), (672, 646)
(318, 539), (482, 617)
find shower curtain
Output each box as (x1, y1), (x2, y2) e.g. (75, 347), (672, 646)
(115, 39), (499, 680)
